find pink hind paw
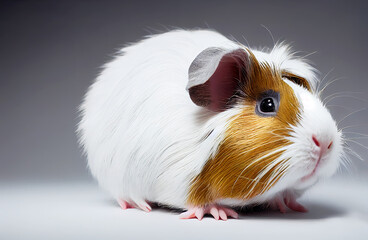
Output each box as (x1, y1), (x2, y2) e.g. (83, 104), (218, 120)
(117, 199), (152, 212)
(118, 199), (133, 210)
(179, 205), (238, 221)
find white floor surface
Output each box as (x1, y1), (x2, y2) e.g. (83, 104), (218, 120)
(1, 177), (367, 240)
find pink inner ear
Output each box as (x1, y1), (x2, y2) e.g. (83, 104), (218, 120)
(208, 56), (240, 112)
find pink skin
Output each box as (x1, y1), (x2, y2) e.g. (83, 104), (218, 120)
(273, 193), (308, 213)
(179, 205), (239, 221)
(117, 199), (152, 212)
(302, 135), (333, 182)
(273, 135), (334, 213)
(180, 192), (307, 220)
(117, 195), (306, 219)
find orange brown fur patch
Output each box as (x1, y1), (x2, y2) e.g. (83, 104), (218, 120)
(187, 50), (301, 206)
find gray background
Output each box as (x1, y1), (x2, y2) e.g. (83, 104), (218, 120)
(1, 1), (368, 240)
(1, 0), (367, 183)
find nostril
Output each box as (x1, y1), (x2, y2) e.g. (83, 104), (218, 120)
(312, 135), (320, 147)
(328, 141), (333, 149)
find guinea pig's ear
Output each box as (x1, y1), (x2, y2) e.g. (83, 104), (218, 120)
(187, 47), (249, 112)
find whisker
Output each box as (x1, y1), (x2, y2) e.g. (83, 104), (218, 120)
(302, 51), (317, 59)
(241, 35), (251, 48)
(325, 105), (351, 111)
(316, 68), (334, 93)
(253, 155), (289, 187)
(231, 148), (285, 195)
(317, 75), (341, 96)
(339, 124), (368, 131)
(343, 137), (368, 140)
(324, 95), (367, 105)
(260, 161), (290, 195)
(337, 108), (366, 126)
(343, 139), (368, 152)
(254, 159), (284, 183)
(261, 24), (275, 47)
(322, 90), (356, 102)
(344, 145), (364, 162)
(323, 91), (364, 103)
(338, 151), (353, 174)
(342, 132), (368, 137)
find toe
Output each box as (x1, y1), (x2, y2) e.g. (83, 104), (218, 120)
(195, 208), (204, 220)
(285, 199), (308, 213)
(181, 205), (238, 221)
(118, 199), (132, 210)
(218, 209), (227, 221)
(209, 206), (220, 220)
(276, 198), (286, 213)
(179, 209), (196, 219)
(137, 201), (152, 212)
(223, 207), (239, 219)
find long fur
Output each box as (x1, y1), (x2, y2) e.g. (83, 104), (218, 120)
(77, 29), (342, 209)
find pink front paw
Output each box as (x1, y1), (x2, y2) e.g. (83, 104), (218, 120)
(283, 196), (308, 213)
(179, 204), (238, 221)
(272, 192), (308, 213)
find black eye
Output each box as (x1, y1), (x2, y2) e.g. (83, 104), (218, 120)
(255, 90), (280, 117)
(260, 98), (275, 113)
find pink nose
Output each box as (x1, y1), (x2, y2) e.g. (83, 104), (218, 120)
(312, 135), (333, 149)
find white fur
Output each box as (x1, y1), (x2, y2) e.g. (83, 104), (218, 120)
(282, 81), (343, 189)
(77, 29), (341, 209)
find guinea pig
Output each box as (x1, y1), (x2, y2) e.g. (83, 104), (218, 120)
(77, 29), (344, 220)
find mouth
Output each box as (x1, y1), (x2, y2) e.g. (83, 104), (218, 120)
(301, 155), (322, 182)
